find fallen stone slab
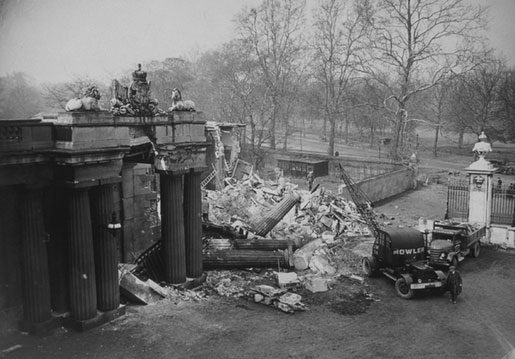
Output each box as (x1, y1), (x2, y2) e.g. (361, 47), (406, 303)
(119, 270), (167, 305)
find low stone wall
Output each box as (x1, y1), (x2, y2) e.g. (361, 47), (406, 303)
(489, 225), (515, 248)
(340, 167), (415, 204)
(257, 149), (402, 181)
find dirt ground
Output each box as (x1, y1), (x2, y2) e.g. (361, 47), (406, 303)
(1, 183), (515, 359)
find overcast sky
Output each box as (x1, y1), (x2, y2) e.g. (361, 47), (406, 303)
(0, 0), (514, 85)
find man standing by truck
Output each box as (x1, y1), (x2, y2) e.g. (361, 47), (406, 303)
(446, 265), (463, 304)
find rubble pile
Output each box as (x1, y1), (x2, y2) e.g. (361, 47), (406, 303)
(200, 171), (379, 301)
(204, 173), (373, 244)
(127, 169), (380, 314)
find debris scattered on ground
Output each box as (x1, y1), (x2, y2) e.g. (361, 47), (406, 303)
(247, 284), (307, 314)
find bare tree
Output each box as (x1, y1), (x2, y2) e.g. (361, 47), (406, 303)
(145, 58), (195, 109)
(364, 0), (485, 159)
(447, 56), (506, 141)
(193, 39), (272, 164)
(498, 68), (515, 141)
(415, 78), (455, 157)
(312, 0), (370, 156)
(237, 0), (305, 150)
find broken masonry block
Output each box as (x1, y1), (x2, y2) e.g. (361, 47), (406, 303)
(292, 239), (323, 270)
(275, 272), (300, 289)
(308, 255), (336, 275)
(321, 231), (336, 244)
(304, 277), (329, 293)
(318, 215), (335, 229)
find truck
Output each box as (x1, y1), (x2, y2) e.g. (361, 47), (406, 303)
(428, 221), (486, 268)
(336, 164), (446, 300)
(361, 227), (446, 299)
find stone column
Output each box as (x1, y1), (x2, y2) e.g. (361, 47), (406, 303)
(47, 187), (69, 313)
(160, 173), (186, 284)
(251, 193), (301, 237)
(184, 169), (203, 278)
(20, 189), (52, 326)
(90, 185), (119, 312)
(67, 188), (97, 321)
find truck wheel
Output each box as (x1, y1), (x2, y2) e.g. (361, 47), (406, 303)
(362, 257), (377, 277)
(451, 256), (459, 268)
(471, 242), (480, 258)
(395, 278), (414, 299)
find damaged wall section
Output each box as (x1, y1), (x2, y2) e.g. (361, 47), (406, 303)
(120, 163), (160, 262)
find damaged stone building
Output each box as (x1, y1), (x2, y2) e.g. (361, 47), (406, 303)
(0, 110), (208, 333)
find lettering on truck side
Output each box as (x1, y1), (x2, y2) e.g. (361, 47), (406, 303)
(392, 247), (425, 255)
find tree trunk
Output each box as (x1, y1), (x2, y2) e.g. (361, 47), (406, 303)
(270, 97), (277, 150)
(283, 117), (289, 151)
(345, 116), (349, 143)
(390, 109), (405, 160)
(328, 114), (336, 156)
(323, 115), (328, 140)
(250, 119), (256, 152)
(433, 124), (440, 157)
(458, 131), (464, 148)
(369, 123), (375, 148)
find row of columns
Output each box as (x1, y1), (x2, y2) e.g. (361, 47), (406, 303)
(20, 183), (120, 330)
(20, 166), (204, 330)
(160, 169), (203, 284)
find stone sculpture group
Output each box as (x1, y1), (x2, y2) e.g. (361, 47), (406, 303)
(65, 64), (196, 116)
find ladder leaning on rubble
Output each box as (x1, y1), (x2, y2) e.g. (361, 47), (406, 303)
(337, 163), (381, 239)
(201, 164), (217, 189)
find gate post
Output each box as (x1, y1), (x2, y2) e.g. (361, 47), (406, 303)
(465, 131), (497, 242)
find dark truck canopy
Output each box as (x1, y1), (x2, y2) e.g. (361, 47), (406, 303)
(380, 228), (425, 249)
(379, 228), (426, 266)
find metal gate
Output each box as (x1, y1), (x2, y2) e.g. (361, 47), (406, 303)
(446, 178), (469, 221)
(491, 185), (515, 225)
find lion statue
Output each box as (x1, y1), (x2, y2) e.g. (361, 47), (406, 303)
(168, 88), (195, 112)
(65, 86), (101, 112)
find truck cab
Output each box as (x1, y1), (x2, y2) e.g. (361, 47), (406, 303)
(362, 228), (446, 299)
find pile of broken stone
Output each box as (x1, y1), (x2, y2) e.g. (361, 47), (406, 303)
(199, 172), (375, 312)
(119, 170), (385, 313)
